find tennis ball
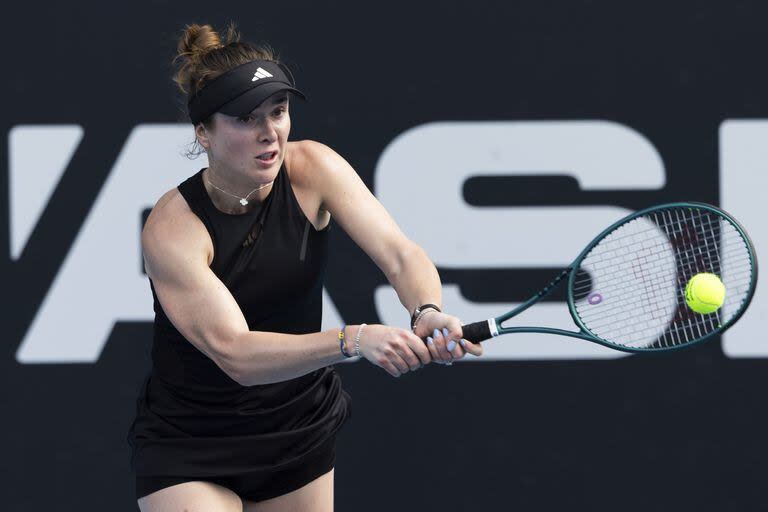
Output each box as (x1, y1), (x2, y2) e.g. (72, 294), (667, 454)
(685, 273), (726, 314)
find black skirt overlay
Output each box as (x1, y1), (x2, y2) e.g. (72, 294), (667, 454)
(126, 165), (351, 500)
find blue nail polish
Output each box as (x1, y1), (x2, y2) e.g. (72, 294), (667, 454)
(460, 339), (467, 347)
(426, 337), (434, 344)
(442, 327), (449, 337)
(447, 340), (457, 351)
(433, 328), (440, 338)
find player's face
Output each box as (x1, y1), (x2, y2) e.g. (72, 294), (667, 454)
(202, 93), (291, 183)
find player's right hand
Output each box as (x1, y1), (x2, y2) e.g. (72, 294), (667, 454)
(355, 324), (432, 378)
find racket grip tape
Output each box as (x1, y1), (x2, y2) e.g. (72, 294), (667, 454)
(460, 320), (496, 343)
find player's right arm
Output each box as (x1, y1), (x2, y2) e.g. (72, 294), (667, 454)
(141, 191), (253, 380)
(141, 191), (430, 385)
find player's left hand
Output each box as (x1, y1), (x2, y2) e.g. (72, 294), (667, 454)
(413, 311), (483, 364)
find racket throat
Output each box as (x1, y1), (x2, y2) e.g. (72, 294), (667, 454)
(501, 268), (573, 321)
(537, 268), (572, 298)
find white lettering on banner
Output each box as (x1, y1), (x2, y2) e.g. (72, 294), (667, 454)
(14, 123), (344, 363)
(719, 120), (767, 358)
(23, 121), (764, 363)
(374, 121), (666, 360)
(15, 125), (199, 362)
(10, 125), (83, 261)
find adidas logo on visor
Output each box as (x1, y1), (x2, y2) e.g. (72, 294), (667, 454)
(252, 67), (274, 81)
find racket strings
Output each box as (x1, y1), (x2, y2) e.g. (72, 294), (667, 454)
(571, 250), (752, 307)
(637, 210), (746, 346)
(571, 234), (748, 291)
(578, 281), (751, 328)
(570, 221), (745, 286)
(659, 209), (739, 346)
(645, 210), (750, 345)
(571, 207), (754, 349)
(663, 209), (722, 345)
(572, 265), (752, 315)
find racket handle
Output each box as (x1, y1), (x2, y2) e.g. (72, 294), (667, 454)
(461, 320), (494, 343)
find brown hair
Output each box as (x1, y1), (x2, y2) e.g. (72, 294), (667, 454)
(172, 22), (279, 157)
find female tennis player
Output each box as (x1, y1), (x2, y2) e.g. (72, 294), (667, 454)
(126, 22), (483, 512)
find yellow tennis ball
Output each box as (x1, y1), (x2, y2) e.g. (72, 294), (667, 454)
(685, 273), (726, 314)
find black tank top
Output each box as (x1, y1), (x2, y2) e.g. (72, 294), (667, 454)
(127, 165), (351, 478)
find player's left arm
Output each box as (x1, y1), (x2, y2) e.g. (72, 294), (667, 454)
(293, 140), (480, 358)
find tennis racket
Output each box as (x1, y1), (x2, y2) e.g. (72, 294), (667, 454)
(459, 202), (758, 353)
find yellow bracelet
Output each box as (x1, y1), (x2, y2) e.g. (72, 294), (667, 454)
(339, 325), (352, 357)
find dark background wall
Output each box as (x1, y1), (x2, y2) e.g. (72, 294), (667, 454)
(2, 1), (766, 510)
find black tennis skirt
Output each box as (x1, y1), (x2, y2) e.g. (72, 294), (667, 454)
(135, 434), (337, 501)
(129, 367), (351, 502)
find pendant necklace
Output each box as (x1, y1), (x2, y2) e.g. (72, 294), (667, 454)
(205, 172), (271, 206)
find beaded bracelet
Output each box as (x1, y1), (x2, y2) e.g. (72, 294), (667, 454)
(339, 325), (353, 358)
(354, 323), (366, 358)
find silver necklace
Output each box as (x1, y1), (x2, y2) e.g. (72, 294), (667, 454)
(205, 173), (271, 206)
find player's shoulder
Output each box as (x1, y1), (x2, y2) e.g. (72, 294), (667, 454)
(286, 139), (345, 186)
(141, 187), (212, 266)
(287, 139), (335, 161)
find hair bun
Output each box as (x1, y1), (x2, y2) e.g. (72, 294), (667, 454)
(172, 22), (245, 96)
(176, 24), (224, 63)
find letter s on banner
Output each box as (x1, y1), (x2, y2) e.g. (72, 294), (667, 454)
(373, 121), (666, 360)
